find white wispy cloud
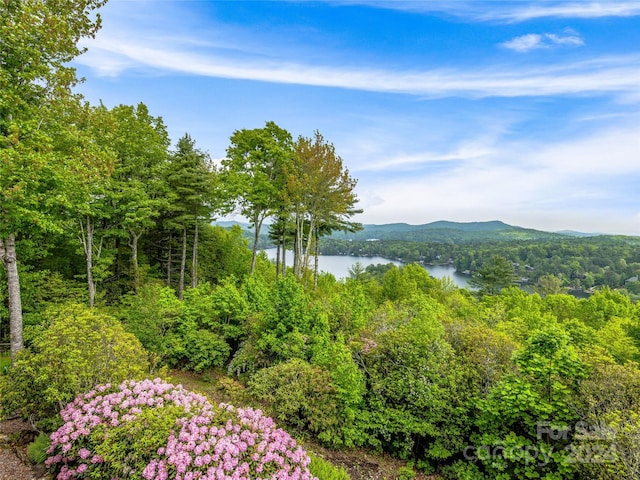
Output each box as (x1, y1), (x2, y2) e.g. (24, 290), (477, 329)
(545, 32), (585, 46)
(328, 1), (640, 23)
(358, 143), (495, 172)
(501, 33), (545, 52)
(356, 122), (640, 234)
(76, 33), (640, 99)
(485, 2), (640, 22)
(501, 31), (585, 52)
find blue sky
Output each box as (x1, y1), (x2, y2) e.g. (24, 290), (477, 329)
(74, 1), (640, 235)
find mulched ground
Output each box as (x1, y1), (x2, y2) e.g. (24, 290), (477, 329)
(0, 418), (49, 480)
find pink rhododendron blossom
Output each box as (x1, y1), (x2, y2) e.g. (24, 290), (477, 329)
(46, 379), (317, 480)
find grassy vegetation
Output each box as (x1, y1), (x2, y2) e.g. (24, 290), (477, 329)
(0, 352), (10, 372)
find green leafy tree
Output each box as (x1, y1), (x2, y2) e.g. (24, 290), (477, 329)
(223, 122), (293, 273)
(356, 296), (468, 469)
(445, 322), (518, 396)
(534, 274), (566, 297)
(578, 349), (640, 479)
(0, 0), (108, 362)
(469, 255), (517, 295)
(109, 103), (170, 293)
(473, 327), (586, 479)
(596, 317), (640, 363)
(288, 131), (360, 283)
(120, 283), (183, 368)
(197, 224), (251, 284)
(69, 103), (117, 307)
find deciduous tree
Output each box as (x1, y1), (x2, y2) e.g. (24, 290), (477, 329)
(0, 0), (108, 362)
(223, 122), (293, 273)
(288, 131), (360, 283)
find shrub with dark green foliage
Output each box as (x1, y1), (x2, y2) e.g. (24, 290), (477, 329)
(248, 358), (344, 445)
(0, 303), (148, 430)
(355, 295), (470, 467)
(120, 283), (183, 363)
(230, 274), (328, 375)
(166, 325), (230, 372)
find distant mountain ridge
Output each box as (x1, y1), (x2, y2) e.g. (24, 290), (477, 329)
(330, 220), (571, 243)
(215, 219), (607, 244)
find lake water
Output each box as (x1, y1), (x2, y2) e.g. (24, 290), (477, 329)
(262, 249), (470, 288)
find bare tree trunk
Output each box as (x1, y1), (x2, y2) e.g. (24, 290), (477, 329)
(191, 220), (198, 288)
(275, 239), (281, 279)
(79, 216), (96, 307)
(314, 227), (319, 288)
(179, 225), (187, 300)
(302, 217), (316, 277)
(294, 213), (305, 277)
(166, 233), (172, 286)
(0, 234), (23, 366)
(281, 234), (287, 277)
(250, 216), (264, 274)
(129, 230), (142, 294)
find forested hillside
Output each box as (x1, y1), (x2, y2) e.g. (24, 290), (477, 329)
(2, 2), (640, 480)
(330, 220), (566, 242)
(321, 234), (640, 296)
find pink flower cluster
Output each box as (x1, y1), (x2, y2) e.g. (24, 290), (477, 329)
(46, 378), (317, 480)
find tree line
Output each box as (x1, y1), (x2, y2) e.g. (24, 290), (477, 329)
(0, 0), (359, 364)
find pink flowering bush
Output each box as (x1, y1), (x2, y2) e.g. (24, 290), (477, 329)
(46, 378), (317, 480)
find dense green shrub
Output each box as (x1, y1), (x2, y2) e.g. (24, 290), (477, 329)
(166, 325), (230, 372)
(121, 283), (235, 372)
(0, 303), (148, 429)
(309, 453), (350, 480)
(120, 283), (183, 364)
(27, 433), (50, 464)
(354, 295), (471, 466)
(248, 358), (344, 444)
(472, 327), (586, 479)
(230, 274), (330, 375)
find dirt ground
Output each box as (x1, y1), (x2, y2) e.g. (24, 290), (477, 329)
(307, 442), (439, 480)
(0, 418), (49, 480)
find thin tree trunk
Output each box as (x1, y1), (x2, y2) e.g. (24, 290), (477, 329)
(191, 220), (198, 288)
(130, 230), (142, 294)
(302, 217), (316, 277)
(314, 227), (319, 288)
(281, 234), (287, 277)
(250, 216), (263, 274)
(294, 213), (304, 277)
(179, 225), (187, 300)
(79, 216), (96, 307)
(166, 233), (172, 286)
(0, 234), (23, 366)
(275, 239), (281, 279)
